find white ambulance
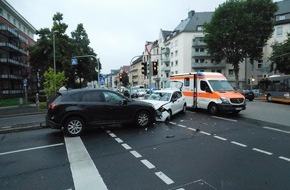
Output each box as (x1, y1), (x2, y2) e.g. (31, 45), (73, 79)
(168, 72), (246, 115)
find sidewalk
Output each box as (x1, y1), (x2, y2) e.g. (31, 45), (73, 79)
(0, 104), (46, 118)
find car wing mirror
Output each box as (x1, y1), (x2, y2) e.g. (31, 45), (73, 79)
(205, 87), (212, 93)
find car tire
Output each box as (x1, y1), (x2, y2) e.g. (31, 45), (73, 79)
(64, 117), (85, 137)
(208, 103), (218, 115)
(166, 110), (172, 121)
(181, 104), (186, 114)
(248, 96), (254, 101)
(135, 110), (152, 128)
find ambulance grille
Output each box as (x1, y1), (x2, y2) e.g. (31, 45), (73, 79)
(230, 98), (244, 104)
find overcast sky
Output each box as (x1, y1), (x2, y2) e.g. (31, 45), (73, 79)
(9, 0), (230, 74)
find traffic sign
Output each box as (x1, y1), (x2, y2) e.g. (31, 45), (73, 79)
(100, 76), (105, 84)
(71, 58), (78, 65)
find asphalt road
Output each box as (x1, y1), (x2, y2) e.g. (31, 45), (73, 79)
(1, 108), (290, 190)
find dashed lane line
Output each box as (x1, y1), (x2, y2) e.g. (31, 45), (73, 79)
(155, 171), (174, 185)
(252, 148), (273, 155)
(231, 141), (247, 147)
(106, 130), (175, 186)
(213, 135), (227, 141)
(130, 150), (142, 158)
(279, 156), (290, 162)
(211, 116), (237, 122)
(141, 159), (156, 169)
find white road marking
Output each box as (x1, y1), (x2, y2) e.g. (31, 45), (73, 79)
(279, 156), (290, 162)
(0, 143), (63, 156)
(115, 138), (123, 143)
(211, 116), (237, 122)
(177, 124), (187, 128)
(65, 137), (108, 190)
(231, 141), (247, 147)
(169, 122), (177, 125)
(108, 133), (117, 138)
(214, 135), (227, 141)
(121, 143), (132, 150)
(130, 150), (142, 158)
(263, 126), (290, 134)
(155, 172), (174, 185)
(188, 127), (196, 131)
(141, 159), (155, 169)
(200, 131), (211, 136)
(252, 148), (273, 155)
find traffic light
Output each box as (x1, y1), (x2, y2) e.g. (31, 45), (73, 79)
(141, 62), (147, 75)
(119, 73), (123, 82)
(247, 78), (250, 85)
(152, 61), (158, 75)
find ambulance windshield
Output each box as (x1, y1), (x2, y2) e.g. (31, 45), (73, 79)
(208, 80), (235, 92)
(166, 81), (183, 90)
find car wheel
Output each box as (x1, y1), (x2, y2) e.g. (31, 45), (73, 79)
(208, 103), (218, 115)
(248, 96), (254, 101)
(64, 117), (84, 137)
(266, 94), (272, 102)
(135, 110), (151, 128)
(181, 104), (186, 114)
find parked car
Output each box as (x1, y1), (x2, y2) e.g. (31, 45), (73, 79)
(46, 88), (156, 136)
(137, 89), (147, 97)
(140, 89), (187, 121)
(236, 89), (255, 101)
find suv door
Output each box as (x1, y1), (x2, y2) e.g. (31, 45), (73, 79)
(79, 91), (113, 125)
(102, 91), (134, 124)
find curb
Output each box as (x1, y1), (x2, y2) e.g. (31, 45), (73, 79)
(0, 122), (47, 134)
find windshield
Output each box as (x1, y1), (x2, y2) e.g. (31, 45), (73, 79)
(166, 81), (183, 89)
(208, 80), (235, 91)
(147, 92), (171, 101)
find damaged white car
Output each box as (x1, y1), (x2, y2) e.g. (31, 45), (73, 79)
(141, 89), (187, 122)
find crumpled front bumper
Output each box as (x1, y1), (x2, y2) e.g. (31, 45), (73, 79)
(156, 110), (170, 122)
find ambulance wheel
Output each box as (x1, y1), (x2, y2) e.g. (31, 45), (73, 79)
(208, 103), (218, 115)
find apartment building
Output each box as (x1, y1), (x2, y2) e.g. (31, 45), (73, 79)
(0, 0), (36, 98)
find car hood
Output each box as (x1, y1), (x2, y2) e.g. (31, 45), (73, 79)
(141, 100), (168, 109)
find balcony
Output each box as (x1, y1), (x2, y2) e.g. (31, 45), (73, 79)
(0, 24), (28, 43)
(192, 62), (226, 69)
(192, 51), (209, 58)
(0, 58), (27, 67)
(0, 42), (28, 55)
(192, 39), (206, 47)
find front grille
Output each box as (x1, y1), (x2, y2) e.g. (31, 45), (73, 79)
(230, 98), (244, 104)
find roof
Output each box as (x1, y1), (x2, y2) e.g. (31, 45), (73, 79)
(276, 0), (290, 15)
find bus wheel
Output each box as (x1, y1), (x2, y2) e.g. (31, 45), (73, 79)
(266, 94), (272, 102)
(208, 103), (218, 115)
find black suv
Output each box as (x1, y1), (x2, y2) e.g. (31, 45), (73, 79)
(46, 88), (156, 136)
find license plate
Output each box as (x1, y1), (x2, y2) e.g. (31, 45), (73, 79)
(236, 107), (242, 110)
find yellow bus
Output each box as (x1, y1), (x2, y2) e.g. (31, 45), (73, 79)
(259, 75), (290, 103)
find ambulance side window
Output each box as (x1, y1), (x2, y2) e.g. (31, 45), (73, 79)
(184, 78), (190, 87)
(200, 81), (209, 91)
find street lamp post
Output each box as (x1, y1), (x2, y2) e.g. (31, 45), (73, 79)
(53, 31), (58, 94)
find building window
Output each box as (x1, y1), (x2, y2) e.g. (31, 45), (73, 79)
(0, 8), (3, 15)
(197, 26), (203, 31)
(195, 48), (199, 52)
(229, 69), (234, 76)
(175, 40), (178, 47)
(175, 50), (178, 56)
(175, 71), (178, 74)
(200, 48), (204, 52)
(258, 63), (262, 69)
(171, 52), (173, 57)
(171, 62), (173, 67)
(200, 59), (205, 63)
(195, 59), (199, 63)
(7, 13), (10, 21)
(276, 15), (286, 21)
(175, 60), (178, 66)
(276, 26), (283, 36)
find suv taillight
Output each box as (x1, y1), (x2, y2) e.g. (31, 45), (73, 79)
(49, 103), (58, 110)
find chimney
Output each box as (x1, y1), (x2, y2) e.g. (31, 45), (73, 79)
(188, 10), (195, 18)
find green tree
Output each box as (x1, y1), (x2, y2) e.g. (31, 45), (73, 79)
(203, 0), (278, 87)
(43, 67), (66, 99)
(71, 24), (100, 87)
(270, 34), (290, 74)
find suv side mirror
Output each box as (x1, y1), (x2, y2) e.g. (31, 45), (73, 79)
(205, 86), (212, 93)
